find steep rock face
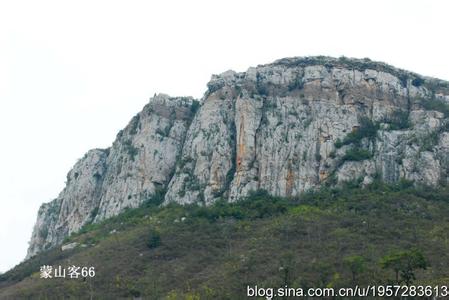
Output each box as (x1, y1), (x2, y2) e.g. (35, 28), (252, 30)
(164, 57), (449, 204)
(165, 71), (238, 205)
(27, 149), (107, 258)
(27, 56), (449, 258)
(94, 94), (196, 220)
(27, 94), (197, 258)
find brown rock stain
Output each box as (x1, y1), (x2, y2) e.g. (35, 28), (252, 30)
(210, 168), (220, 191)
(319, 170), (328, 181)
(236, 115), (246, 186)
(285, 161), (294, 197)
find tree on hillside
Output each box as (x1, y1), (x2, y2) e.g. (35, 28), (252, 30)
(343, 255), (365, 283)
(380, 249), (428, 285)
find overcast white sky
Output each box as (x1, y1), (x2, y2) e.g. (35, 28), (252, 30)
(0, 0), (448, 273)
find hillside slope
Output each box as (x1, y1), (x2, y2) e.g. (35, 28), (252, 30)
(2, 183), (449, 299)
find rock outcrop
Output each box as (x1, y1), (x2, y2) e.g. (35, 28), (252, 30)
(27, 94), (197, 258)
(27, 56), (449, 258)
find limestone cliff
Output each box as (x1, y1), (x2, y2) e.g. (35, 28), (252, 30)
(27, 56), (449, 258)
(27, 94), (197, 258)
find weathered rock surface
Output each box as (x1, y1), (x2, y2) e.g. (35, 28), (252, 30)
(27, 94), (197, 258)
(61, 242), (79, 251)
(27, 56), (449, 258)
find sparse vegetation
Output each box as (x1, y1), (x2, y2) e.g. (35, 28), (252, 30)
(421, 131), (439, 152)
(384, 110), (411, 130)
(335, 117), (378, 148)
(3, 183), (449, 298)
(129, 114), (140, 135)
(256, 72), (269, 96)
(412, 77), (425, 87)
(155, 124), (172, 137)
(38, 227), (49, 239)
(177, 156), (194, 172)
(288, 75), (304, 91)
(123, 140), (139, 161)
(422, 97), (449, 117)
(342, 148), (372, 162)
(190, 100), (200, 114)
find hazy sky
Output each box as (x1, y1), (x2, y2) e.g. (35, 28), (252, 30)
(0, 0), (448, 273)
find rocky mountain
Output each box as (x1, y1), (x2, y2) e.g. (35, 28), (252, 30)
(27, 56), (449, 259)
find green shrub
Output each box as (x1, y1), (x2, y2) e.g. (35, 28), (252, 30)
(288, 75), (304, 91)
(334, 138), (343, 148)
(421, 131), (439, 151)
(147, 230), (161, 249)
(38, 227), (49, 239)
(337, 117), (378, 148)
(342, 148), (372, 162)
(190, 100), (200, 114)
(412, 77), (424, 87)
(422, 98), (449, 117)
(385, 110), (411, 130)
(123, 140), (139, 161)
(129, 114), (140, 135)
(177, 156), (194, 170)
(185, 177), (201, 191)
(380, 249), (428, 285)
(89, 207), (99, 220)
(192, 190), (290, 221)
(143, 187), (166, 207)
(155, 125), (171, 137)
(343, 255), (366, 283)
